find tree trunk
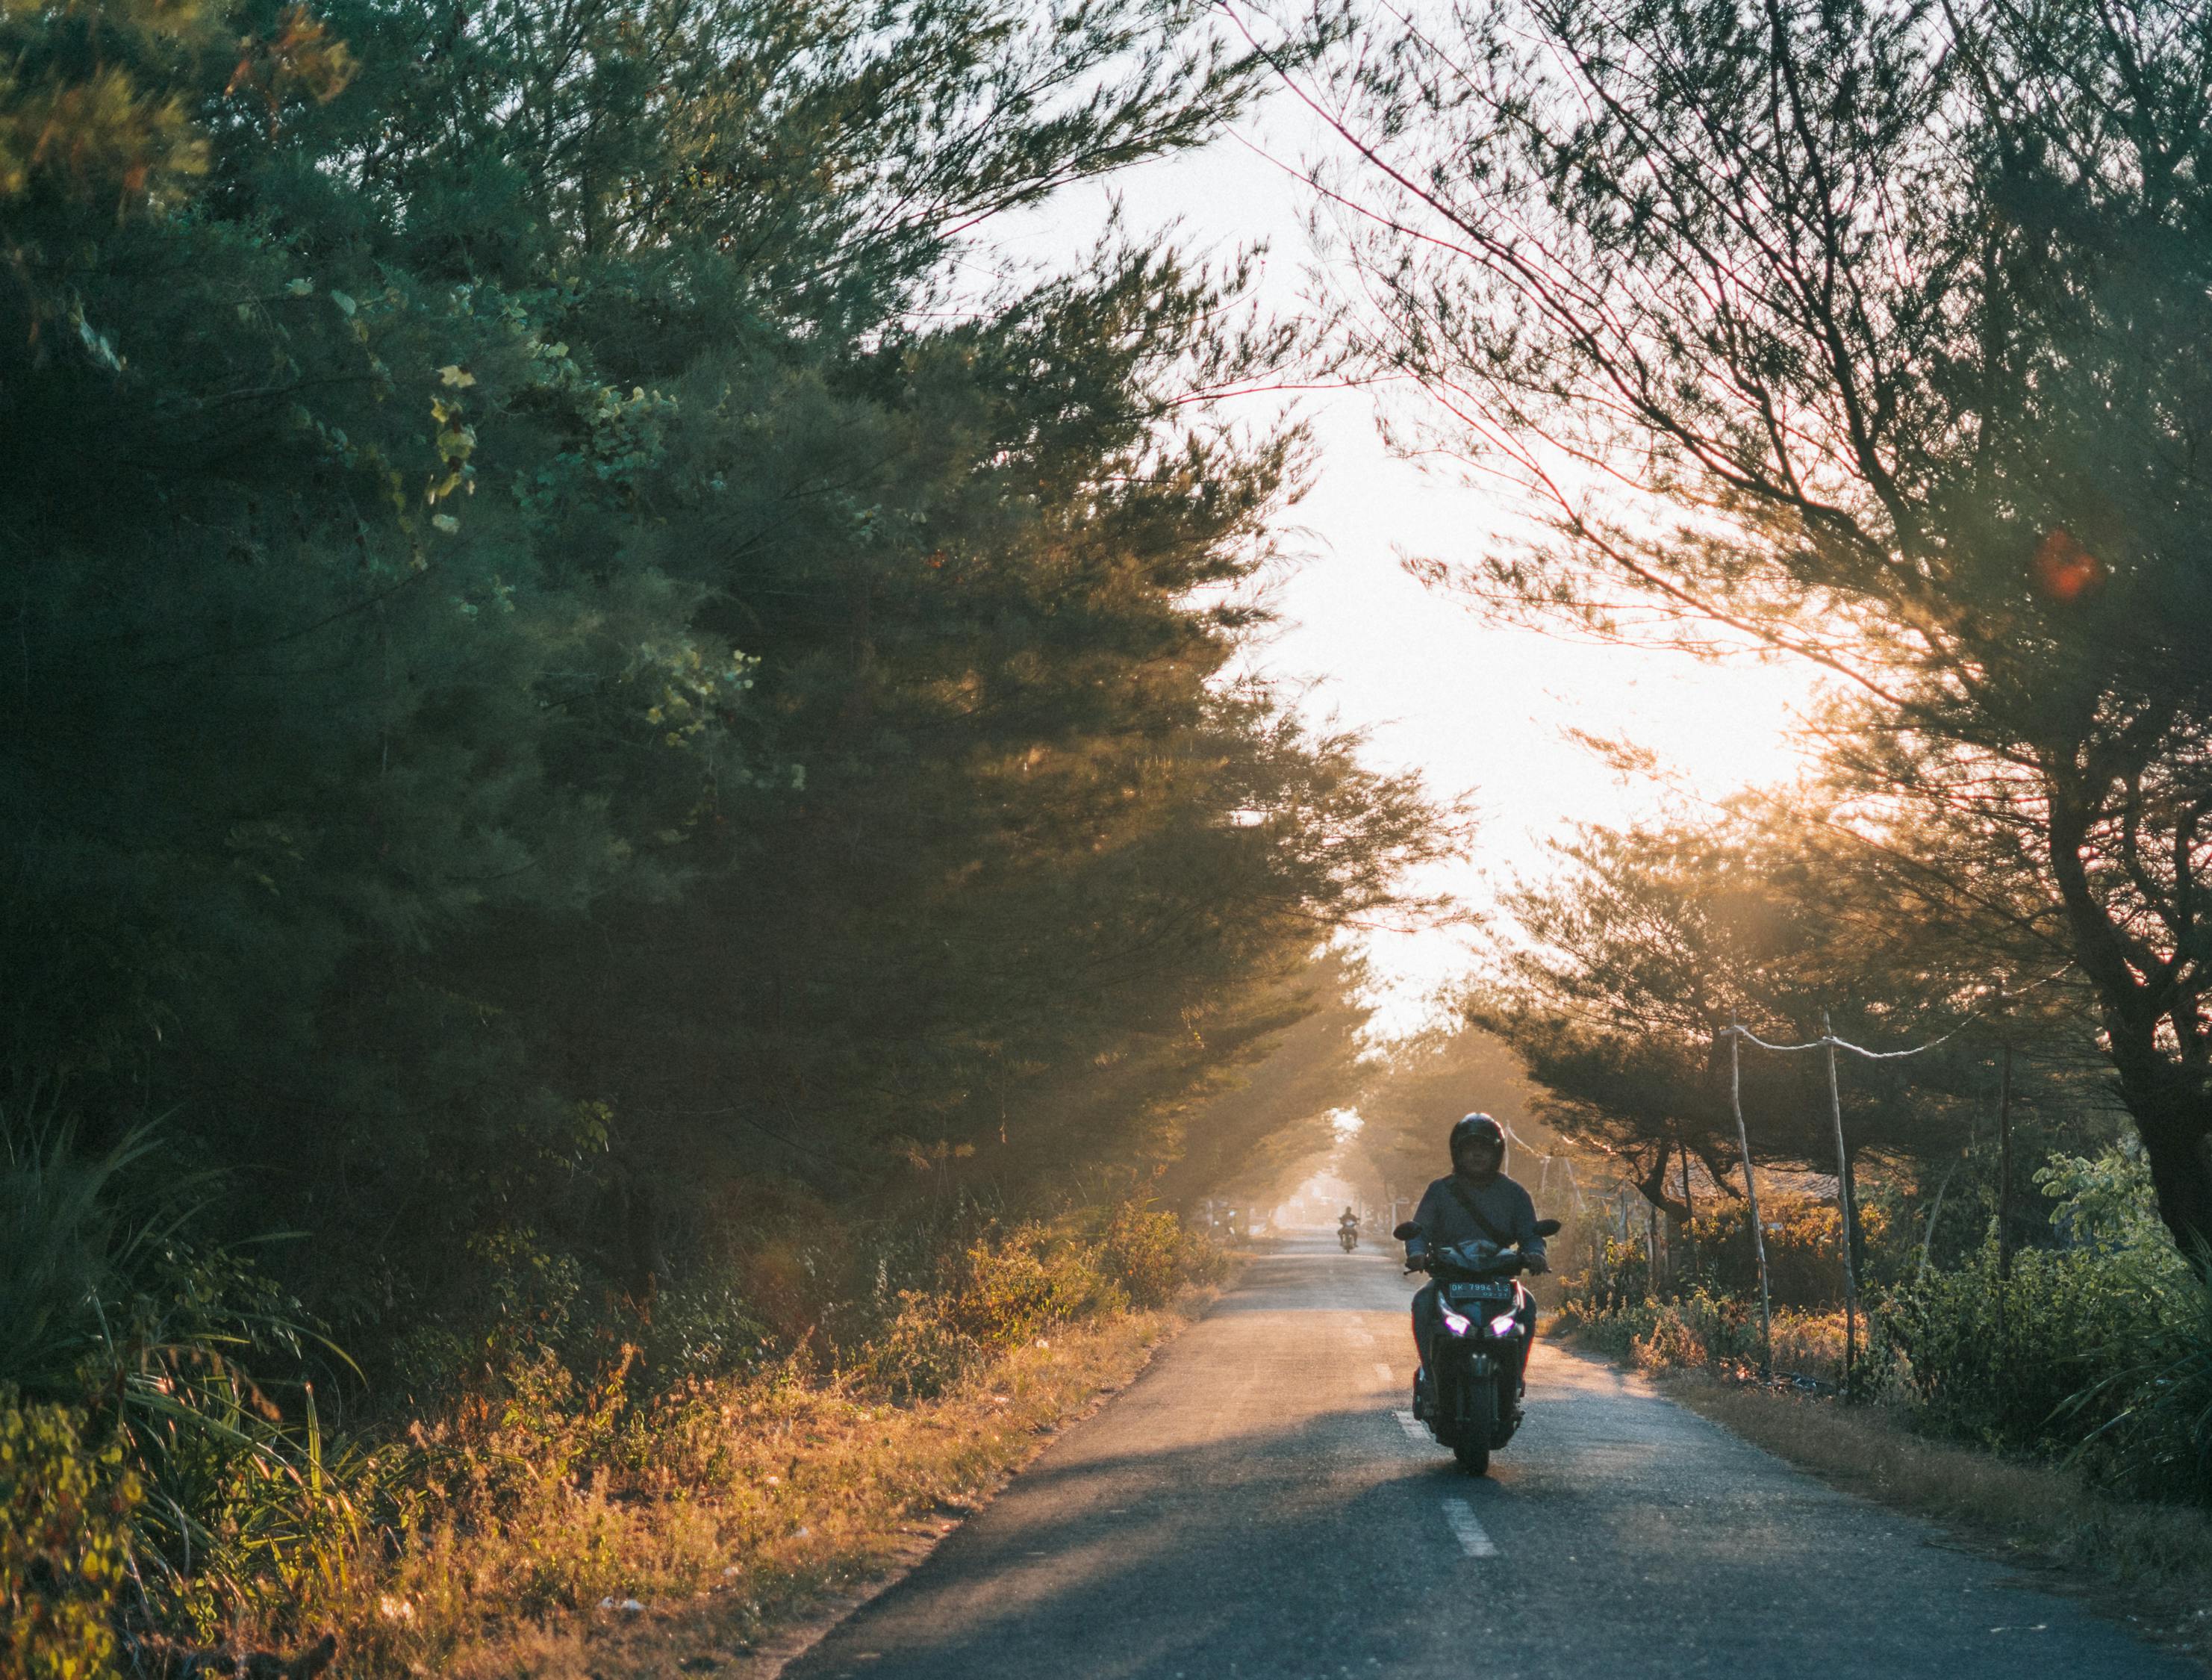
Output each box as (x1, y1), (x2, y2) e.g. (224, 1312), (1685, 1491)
(2125, 1070), (2212, 1269)
(2046, 784), (2212, 1269)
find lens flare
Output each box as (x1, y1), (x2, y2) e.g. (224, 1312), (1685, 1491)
(2034, 528), (2104, 602)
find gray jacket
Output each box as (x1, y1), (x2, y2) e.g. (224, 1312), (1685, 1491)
(1411, 1172), (1544, 1262)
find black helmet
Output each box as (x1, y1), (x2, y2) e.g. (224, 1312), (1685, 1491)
(1450, 1113), (1505, 1158)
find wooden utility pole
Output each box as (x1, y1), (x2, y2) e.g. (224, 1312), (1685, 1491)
(1990, 976), (2016, 1364)
(1727, 1015), (1775, 1378)
(1679, 1139), (1698, 1276)
(1997, 1036), (2016, 1284)
(1822, 1011), (1860, 1399)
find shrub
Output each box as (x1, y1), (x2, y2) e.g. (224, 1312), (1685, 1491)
(2064, 1253), (2212, 1505)
(1560, 1284), (1854, 1388)
(1884, 1151), (2190, 1464)
(944, 1225), (1117, 1348)
(641, 1265), (772, 1383)
(861, 1292), (985, 1401)
(1097, 1203), (1184, 1308)
(1, 1394), (143, 1680)
(1884, 1242), (2173, 1456)
(1689, 1192), (1892, 1307)
(1630, 1304), (1708, 1372)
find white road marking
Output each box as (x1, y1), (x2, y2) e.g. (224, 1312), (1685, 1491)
(1392, 1409), (1430, 1443)
(1348, 1330), (1375, 1345)
(1374, 1362), (1395, 1384)
(1442, 1499), (1498, 1558)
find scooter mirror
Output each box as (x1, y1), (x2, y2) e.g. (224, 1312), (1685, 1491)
(1392, 1221), (1421, 1241)
(1533, 1218), (1562, 1238)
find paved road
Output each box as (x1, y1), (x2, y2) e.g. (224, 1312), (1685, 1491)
(784, 1234), (2193, 1679)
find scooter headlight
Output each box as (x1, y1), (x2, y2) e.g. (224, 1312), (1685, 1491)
(1487, 1310), (1520, 1338)
(1439, 1306), (1472, 1337)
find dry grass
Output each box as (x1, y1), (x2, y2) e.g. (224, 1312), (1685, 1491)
(418, 1298), (1208, 1680)
(1648, 1369), (2212, 1667)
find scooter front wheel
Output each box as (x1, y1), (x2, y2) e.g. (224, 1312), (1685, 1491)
(1452, 1373), (1495, 1475)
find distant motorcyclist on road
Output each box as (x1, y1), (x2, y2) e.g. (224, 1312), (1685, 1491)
(1338, 1206), (1359, 1251)
(1406, 1114), (1547, 1403)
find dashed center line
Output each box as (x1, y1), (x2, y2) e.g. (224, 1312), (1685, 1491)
(1374, 1361), (1395, 1384)
(1442, 1499), (1498, 1558)
(1392, 1409), (1430, 1443)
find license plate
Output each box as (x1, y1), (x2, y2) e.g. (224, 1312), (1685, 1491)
(1448, 1282), (1512, 1303)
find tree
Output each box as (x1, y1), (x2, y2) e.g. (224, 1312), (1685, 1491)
(1303, 0), (2212, 1257)
(1471, 814), (1999, 1211)
(1, 0), (1449, 1344)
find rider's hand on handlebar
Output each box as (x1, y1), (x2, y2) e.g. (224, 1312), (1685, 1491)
(1523, 1252), (1549, 1275)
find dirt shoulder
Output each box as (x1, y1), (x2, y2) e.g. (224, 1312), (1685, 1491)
(1557, 1334), (2212, 1671)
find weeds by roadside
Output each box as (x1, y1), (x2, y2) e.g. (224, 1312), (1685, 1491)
(1, 1169), (1225, 1679)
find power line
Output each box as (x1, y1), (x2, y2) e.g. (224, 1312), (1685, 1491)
(1719, 963), (2073, 1062)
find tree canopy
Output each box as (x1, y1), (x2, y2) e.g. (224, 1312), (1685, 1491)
(1, 0), (1447, 1343)
(1309, 0), (2212, 1257)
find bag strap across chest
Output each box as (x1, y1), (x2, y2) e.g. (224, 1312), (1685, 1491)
(1444, 1176), (1515, 1248)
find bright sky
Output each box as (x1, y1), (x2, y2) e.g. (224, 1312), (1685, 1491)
(986, 100), (1822, 1025)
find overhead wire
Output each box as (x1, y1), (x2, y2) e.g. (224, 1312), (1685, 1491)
(1719, 962), (2074, 1061)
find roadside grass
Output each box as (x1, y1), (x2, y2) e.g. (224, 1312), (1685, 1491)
(376, 1297), (1209, 1679)
(1555, 1329), (2212, 1665)
(16, 1206), (1230, 1680)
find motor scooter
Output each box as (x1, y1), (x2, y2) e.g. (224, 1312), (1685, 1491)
(1395, 1216), (1561, 1474)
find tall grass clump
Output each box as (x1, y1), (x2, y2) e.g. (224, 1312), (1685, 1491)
(2058, 1249), (2212, 1506)
(0, 1112), (360, 1642)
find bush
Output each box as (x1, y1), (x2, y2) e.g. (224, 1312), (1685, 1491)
(944, 1225), (1119, 1348)
(1885, 1150), (2187, 1463)
(861, 1293), (986, 1401)
(2080, 1258), (2212, 1505)
(1, 1394), (143, 1680)
(1688, 1192), (1892, 1307)
(1560, 1281), (1857, 1390)
(1097, 1203), (1185, 1308)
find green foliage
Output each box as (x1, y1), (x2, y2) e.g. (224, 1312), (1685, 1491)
(1884, 1243), (2166, 1455)
(2, 0), (1433, 1655)
(1886, 1148), (2190, 1462)
(1, 1395), (143, 1680)
(1096, 1201), (1195, 1309)
(2073, 1259), (2212, 1507)
(0, 0), (1433, 1365)
(2038, 1145), (2175, 1255)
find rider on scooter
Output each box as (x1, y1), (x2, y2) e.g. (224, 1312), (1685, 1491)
(1407, 1114), (1548, 1413)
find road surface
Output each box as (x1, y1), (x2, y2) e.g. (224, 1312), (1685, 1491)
(784, 1233), (2193, 1679)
